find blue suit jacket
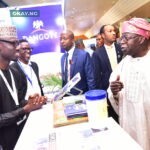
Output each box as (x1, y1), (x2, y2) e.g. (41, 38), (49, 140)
(92, 43), (123, 90)
(61, 48), (96, 95)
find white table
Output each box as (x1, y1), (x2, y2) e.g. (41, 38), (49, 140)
(14, 102), (143, 150)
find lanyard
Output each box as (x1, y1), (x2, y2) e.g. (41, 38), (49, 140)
(17, 61), (33, 85)
(0, 69), (19, 105)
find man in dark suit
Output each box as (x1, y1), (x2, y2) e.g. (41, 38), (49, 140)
(60, 30), (96, 95)
(92, 25), (123, 122)
(11, 39), (44, 100)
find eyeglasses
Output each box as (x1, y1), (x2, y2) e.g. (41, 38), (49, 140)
(119, 34), (138, 42)
(20, 47), (33, 52)
(0, 39), (19, 47)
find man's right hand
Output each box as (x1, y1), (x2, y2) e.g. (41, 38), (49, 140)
(23, 93), (47, 113)
(110, 75), (124, 95)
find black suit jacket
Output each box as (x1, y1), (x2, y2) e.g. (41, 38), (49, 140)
(10, 61), (44, 97)
(0, 67), (28, 150)
(92, 43), (123, 90)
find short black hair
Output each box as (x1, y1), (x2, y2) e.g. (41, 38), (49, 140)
(19, 39), (29, 44)
(99, 25), (107, 34)
(100, 24), (115, 34)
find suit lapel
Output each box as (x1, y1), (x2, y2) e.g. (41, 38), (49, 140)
(114, 43), (122, 63)
(30, 62), (38, 78)
(70, 48), (78, 78)
(101, 47), (112, 71)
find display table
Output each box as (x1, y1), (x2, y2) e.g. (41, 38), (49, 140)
(14, 103), (53, 150)
(14, 102), (143, 150)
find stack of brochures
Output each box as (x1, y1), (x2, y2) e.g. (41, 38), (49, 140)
(64, 103), (87, 119)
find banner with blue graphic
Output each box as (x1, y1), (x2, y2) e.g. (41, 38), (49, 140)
(9, 3), (65, 95)
(11, 3), (65, 54)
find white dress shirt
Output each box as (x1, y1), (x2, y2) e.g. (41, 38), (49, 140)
(65, 45), (75, 81)
(18, 61), (41, 100)
(104, 43), (117, 71)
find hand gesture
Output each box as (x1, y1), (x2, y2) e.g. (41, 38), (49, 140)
(110, 75), (124, 95)
(23, 93), (47, 113)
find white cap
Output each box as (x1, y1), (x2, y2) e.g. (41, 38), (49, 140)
(0, 25), (17, 39)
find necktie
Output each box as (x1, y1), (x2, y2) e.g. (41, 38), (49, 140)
(64, 52), (69, 83)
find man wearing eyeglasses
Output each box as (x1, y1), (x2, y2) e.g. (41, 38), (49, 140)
(11, 39), (44, 100)
(108, 18), (150, 150)
(0, 26), (47, 150)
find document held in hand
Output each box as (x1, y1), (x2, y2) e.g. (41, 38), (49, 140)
(54, 72), (81, 101)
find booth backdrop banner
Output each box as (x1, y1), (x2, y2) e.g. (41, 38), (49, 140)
(11, 3), (64, 54)
(10, 3), (65, 94)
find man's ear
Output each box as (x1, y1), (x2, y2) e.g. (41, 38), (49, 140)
(101, 33), (105, 39)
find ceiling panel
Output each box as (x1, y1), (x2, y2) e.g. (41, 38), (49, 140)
(64, 0), (119, 35)
(85, 0), (150, 37)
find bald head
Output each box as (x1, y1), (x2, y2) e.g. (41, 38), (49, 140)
(61, 30), (74, 39)
(60, 30), (75, 51)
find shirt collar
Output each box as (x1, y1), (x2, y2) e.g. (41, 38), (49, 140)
(104, 43), (115, 49)
(66, 45), (75, 57)
(18, 60), (31, 67)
